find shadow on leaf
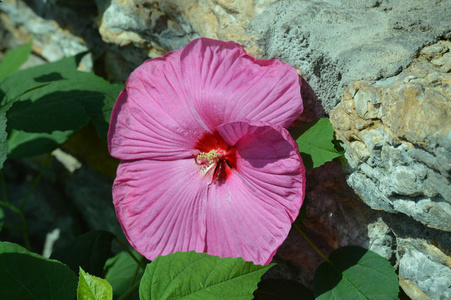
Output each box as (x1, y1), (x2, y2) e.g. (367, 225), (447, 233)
(314, 246), (367, 298)
(34, 72), (65, 82)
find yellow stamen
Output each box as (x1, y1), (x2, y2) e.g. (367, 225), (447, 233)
(194, 150), (223, 173)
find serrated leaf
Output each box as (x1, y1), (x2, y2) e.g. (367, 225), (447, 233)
(0, 41), (32, 82)
(0, 241), (77, 300)
(140, 251), (273, 300)
(314, 246), (399, 300)
(104, 249), (143, 300)
(253, 279), (314, 300)
(78, 267), (113, 300)
(296, 118), (344, 169)
(50, 230), (115, 277)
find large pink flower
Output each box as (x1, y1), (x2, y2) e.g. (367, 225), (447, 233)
(108, 38), (306, 265)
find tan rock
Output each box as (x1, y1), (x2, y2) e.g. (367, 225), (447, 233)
(158, 0), (278, 56)
(330, 41), (451, 232)
(98, 0), (278, 57)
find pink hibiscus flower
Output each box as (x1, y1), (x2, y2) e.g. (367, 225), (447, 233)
(108, 38), (306, 265)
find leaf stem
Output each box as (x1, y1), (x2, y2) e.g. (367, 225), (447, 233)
(293, 223), (330, 263)
(114, 237), (146, 271)
(131, 255), (144, 286)
(118, 281), (140, 300)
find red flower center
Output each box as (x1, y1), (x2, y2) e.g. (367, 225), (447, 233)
(194, 131), (236, 183)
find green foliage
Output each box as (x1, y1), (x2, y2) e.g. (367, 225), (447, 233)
(0, 41), (32, 82)
(78, 267), (113, 300)
(296, 118), (344, 169)
(140, 251), (273, 300)
(0, 241), (77, 300)
(50, 230), (115, 277)
(314, 246), (399, 300)
(254, 279), (314, 300)
(104, 249), (143, 300)
(0, 51), (123, 159)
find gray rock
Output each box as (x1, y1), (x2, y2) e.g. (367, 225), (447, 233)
(248, 0), (451, 112)
(398, 238), (451, 300)
(330, 41), (451, 231)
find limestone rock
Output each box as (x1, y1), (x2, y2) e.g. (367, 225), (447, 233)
(98, 0), (194, 55)
(248, 0), (451, 111)
(0, 0), (92, 69)
(97, 0), (278, 56)
(330, 41), (451, 231)
(398, 239), (451, 300)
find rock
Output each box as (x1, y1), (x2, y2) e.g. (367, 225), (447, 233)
(0, 0), (149, 82)
(273, 162), (396, 287)
(0, 0), (92, 69)
(248, 0), (451, 111)
(330, 41), (451, 232)
(398, 239), (451, 300)
(98, 0), (196, 54)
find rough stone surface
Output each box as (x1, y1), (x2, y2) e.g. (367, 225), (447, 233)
(272, 162), (397, 287)
(0, 0), (150, 82)
(330, 41), (451, 232)
(248, 0), (451, 112)
(398, 239), (451, 300)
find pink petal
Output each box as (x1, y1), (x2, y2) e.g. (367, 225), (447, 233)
(206, 121), (305, 264)
(180, 38), (303, 131)
(113, 158), (209, 260)
(108, 52), (207, 160)
(109, 38), (303, 161)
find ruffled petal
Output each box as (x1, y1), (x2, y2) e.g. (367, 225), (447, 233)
(108, 50), (207, 161)
(113, 158), (209, 260)
(108, 37), (303, 161)
(205, 121), (305, 264)
(179, 38), (303, 131)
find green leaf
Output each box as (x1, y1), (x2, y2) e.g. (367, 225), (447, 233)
(0, 41), (32, 82)
(104, 249), (143, 300)
(0, 52), (122, 158)
(77, 267), (113, 300)
(0, 52), (84, 103)
(0, 241), (77, 300)
(314, 246), (399, 300)
(7, 93), (90, 133)
(50, 230), (115, 277)
(7, 129), (72, 159)
(140, 251), (273, 300)
(296, 118), (344, 169)
(253, 279), (314, 300)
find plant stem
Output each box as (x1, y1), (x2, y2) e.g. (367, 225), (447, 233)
(114, 237), (146, 271)
(118, 281), (140, 300)
(293, 223), (330, 263)
(131, 255), (144, 286)
(20, 153), (52, 210)
(0, 201), (32, 250)
(18, 209), (31, 250)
